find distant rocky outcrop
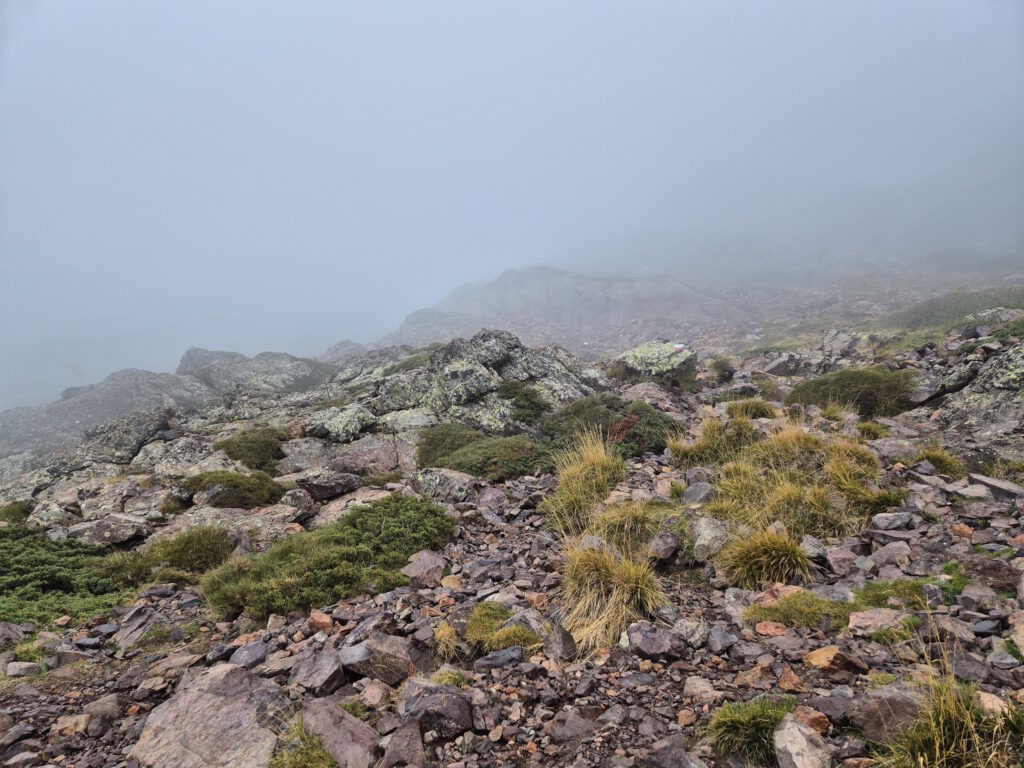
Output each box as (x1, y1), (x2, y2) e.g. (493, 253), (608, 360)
(374, 266), (744, 358)
(177, 348), (336, 394)
(0, 369), (216, 462)
(318, 339), (368, 364)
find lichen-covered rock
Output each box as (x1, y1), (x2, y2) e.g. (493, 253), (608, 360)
(306, 405), (378, 443)
(615, 341), (697, 387)
(177, 348), (336, 394)
(940, 341), (1024, 462)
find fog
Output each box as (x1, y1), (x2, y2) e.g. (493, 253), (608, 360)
(1, 0), (1022, 408)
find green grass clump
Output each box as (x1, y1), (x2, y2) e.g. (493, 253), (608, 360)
(215, 427), (287, 474)
(94, 526), (234, 588)
(497, 380), (552, 424)
(717, 531), (812, 589)
(858, 421), (891, 439)
(542, 394), (679, 458)
(178, 471), (284, 509)
(915, 444), (966, 480)
(855, 579), (929, 610)
(338, 700), (372, 719)
(0, 500), (32, 524)
(433, 669), (469, 687)
(668, 416), (761, 467)
(440, 436), (551, 482)
(875, 677), (1024, 768)
(725, 398), (778, 420)
(938, 561), (970, 603)
(985, 459), (1024, 483)
(200, 495), (455, 620)
(822, 400), (857, 421)
(993, 317), (1024, 342)
(744, 591), (853, 629)
(786, 366), (917, 418)
(0, 526), (132, 627)
(587, 501), (672, 557)
(707, 696), (798, 766)
(465, 602), (542, 652)
(870, 616), (922, 646)
(269, 721), (337, 768)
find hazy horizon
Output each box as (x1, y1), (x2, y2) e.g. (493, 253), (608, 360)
(2, 1), (1023, 409)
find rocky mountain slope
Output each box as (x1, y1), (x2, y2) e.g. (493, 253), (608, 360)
(0, 315), (1022, 768)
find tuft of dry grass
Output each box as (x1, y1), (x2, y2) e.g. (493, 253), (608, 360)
(726, 398), (778, 420)
(465, 602), (542, 653)
(588, 501), (671, 557)
(875, 672), (1024, 768)
(716, 530), (812, 589)
(668, 416), (762, 468)
(915, 444), (966, 480)
(434, 621), (458, 661)
(822, 400), (857, 421)
(561, 543), (664, 650)
(540, 427), (624, 536)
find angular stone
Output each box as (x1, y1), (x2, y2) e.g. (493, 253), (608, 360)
(130, 664), (295, 768)
(545, 709), (597, 743)
(774, 713), (832, 768)
(473, 645), (524, 672)
(5, 662), (41, 677)
(649, 531), (680, 560)
(346, 633), (424, 686)
(847, 609), (906, 637)
(396, 680), (473, 739)
(113, 605), (156, 650)
(627, 621), (682, 659)
(645, 733), (708, 768)
(683, 482), (715, 504)
(303, 697), (380, 768)
(381, 719), (427, 768)
(803, 646), (868, 675)
(847, 684), (924, 743)
(228, 641), (268, 668)
(691, 517), (729, 562)
(50, 714), (92, 739)
(967, 473), (1024, 499)
(289, 651), (346, 696)
(401, 550), (446, 589)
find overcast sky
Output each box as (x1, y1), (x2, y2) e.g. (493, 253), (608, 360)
(1, 0), (1022, 408)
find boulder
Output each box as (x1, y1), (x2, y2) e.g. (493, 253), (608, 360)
(615, 341), (697, 388)
(847, 684), (924, 743)
(691, 517), (729, 562)
(303, 697), (380, 768)
(130, 664), (295, 768)
(396, 680), (474, 738)
(401, 550), (446, 589)
(295, 469), (364, 500)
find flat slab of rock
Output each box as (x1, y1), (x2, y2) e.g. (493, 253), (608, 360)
(303, 697), (380, 768)
(130, 664), (295, 768)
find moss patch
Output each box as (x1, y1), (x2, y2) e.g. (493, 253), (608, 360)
(215, 427), (287, 474)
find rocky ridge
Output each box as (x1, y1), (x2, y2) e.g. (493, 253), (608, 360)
(0, 325), (1023, 768)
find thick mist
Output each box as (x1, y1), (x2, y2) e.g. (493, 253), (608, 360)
(2, 0), (1022, 408)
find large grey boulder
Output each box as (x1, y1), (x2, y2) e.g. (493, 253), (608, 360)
(130, 664), (296, 768)
(614, 340), (697, 388)
(773, 713), (833, 768)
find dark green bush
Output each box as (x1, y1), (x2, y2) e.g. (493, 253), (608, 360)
(0, 526), (129, 627)
(786, 366), (917, 417)
(442, 436), (552, 481)
(215, 427), (287, 473)
(0, 500), (33, 524)
(95, 526), (234, 588)
(543, 394), (678, 457)
(178, 471), (284, 509)
(200, 495), (456, 619)
(416, 423), (486, 468)
(497, 380), (552, 424)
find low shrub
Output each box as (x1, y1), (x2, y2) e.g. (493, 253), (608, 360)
(785, 366), (917, 418)
(415, 423), (487, 467)
(707, 696), (797, 766)
(440, 436), (551, 482)
(668, 417), (761, 468)
(362, 471), (403, 486)
(0, 526), (131, 627)
(215, 427), (287, 474)
(0, 500), (32, 524)
(561, 543), (664, 650)
(543, 394), (679, 458)
(95, 526), (234, 588)
(915, 445), (966, 480)
(178, 471), (284, 509)
(726, 398), (778, 420)
(716, 531), (811, 589)
(540, 428), (625, 536)
(200, 495), (455, 619)
(497, 380), (552, 424)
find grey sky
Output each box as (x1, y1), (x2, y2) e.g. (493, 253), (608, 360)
(2, 1), (1023, 408)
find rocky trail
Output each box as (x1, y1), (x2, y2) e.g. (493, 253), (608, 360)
(1, 324), (1023, 768)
